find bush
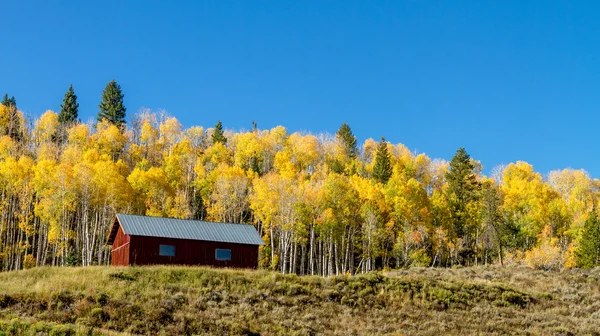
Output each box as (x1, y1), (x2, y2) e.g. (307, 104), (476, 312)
(22, 255), (36, 269)
(49, 324), (76, 336)
(409, 249), (432, 267)
(525, 226), (564, 271)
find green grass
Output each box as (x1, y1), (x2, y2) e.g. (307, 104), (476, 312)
(0, 265), (599, 335)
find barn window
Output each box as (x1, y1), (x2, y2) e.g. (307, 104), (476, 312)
(159, 245), (175, 257)
(215, 249), (231, 261)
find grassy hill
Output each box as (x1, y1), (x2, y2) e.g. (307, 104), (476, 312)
(0, 266), (599, 335)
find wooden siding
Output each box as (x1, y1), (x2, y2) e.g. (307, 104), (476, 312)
(111, 226), (130, 266)
(128, 235), (259, 268)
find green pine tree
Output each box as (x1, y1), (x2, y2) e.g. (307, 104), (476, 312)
(1, 94), (16, 107)
(445, 147), (481, 252)
(212, 120), (227, 144)
(576, 210), (600, 268)
(336, 122), (358, 159)
(59, 84), (79, 124)
(372, 137), (392, 184)
(98, 80), (126, 126)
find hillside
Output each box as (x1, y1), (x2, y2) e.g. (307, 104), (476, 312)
(0, 266), (599, 335)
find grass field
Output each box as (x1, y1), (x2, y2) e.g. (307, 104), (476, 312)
(0, 265), (599, 335)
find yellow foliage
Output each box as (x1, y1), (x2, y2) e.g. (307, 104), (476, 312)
(548, 168), (595, 238)
(37, 142), (58, 161)
(128, 166), (173, 216)
(502, 161), (559, 238)
(0, 135), (16, 158)
(563, 243), (577, 269)
(186, 126), (204, 148)
(159, 117), (182, 149)
(141, 119), (158, 144)
(232, 131), (262, 169)
(93, 120), (127, 157)
(34, 110), (59, 143)
(68, 123), (90, 147)
(22, 254), (36, 269)
(504, 250), (525, 267)
(274, 151), (296, 179)
(524, 225), (564, 270)
(285, 133), (320, 174)
(203, 142), (231, 169)
(206, 165), (250, 223)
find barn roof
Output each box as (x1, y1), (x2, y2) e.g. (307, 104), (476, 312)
(107, 214), (264, 246)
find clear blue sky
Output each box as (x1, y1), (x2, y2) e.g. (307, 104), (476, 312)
(2, 1), (599, 176)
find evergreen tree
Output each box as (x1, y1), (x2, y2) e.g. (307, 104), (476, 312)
(98, 80), (126, 126)
(59, 85), (79, 124)
(251, 155), (262, 175)
(1, 94), (16, 107)
(446, 147), (481, 259)
(212, 120), (227, 144)
(372, 137), (392, 184)
(576, 210), (600, 268)
(336, 122), (358, 159)
(1, 93), (21, 140)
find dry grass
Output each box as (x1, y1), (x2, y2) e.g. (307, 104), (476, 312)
(0, 265), (599, 335)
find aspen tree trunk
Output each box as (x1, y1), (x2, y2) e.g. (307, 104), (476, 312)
(270, 226), (275, 269)
(319, 238), (323, 276)
(309, 224), (315, 275)
(292, 240), (298, 274)
(300, 244), (305, 275)
(328, 233), (334, 276)
(475, 228), (479, 267)
(333, 240), (340, 275)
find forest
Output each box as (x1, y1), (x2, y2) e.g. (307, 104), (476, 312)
(0, 81), (599, 274)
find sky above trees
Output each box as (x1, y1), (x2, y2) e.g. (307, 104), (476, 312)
(3, 1), (600, 176)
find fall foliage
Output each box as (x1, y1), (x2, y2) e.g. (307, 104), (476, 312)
(0, 98), (599, 273)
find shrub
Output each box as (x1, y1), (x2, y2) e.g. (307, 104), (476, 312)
(22, 254), (36, 269)
(525, 226), (564, 271)
(409, 249), (432, 267)
(49, 324), (76, 336)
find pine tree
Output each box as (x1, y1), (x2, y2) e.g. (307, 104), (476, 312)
(372, 137), (392, 184)
(1, 94), (16, 107)
(59, 85), (79, 124)
(336, 122), (358, 159)
(98, 80), (126, 126)
(212, 120), (227, 145)
(576, 210), (600, 268)
(445, 147), (481, 255)
(1, 93), (21, 140)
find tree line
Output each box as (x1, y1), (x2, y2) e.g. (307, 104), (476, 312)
(0, 81), (599, 273)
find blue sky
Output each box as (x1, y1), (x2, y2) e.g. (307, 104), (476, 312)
(2, 1), (599, 176)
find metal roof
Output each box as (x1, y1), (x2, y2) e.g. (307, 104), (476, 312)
(114, 214), (264, 245)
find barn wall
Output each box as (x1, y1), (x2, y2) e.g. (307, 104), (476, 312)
(111, 226), (130, 266)
(129, 236), (259, 268)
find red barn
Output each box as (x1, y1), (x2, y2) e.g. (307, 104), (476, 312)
(106, 214), (264, 268)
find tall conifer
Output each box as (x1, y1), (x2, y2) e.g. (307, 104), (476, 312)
(445, 147), (481, 250)
(576, 210), (600, 268)
(98, 80), (126, 126)
(372, 137), (392, 184)
(59, 85), (79, 124)
(336, 122), (358, 159)
(212, 120), (227, 144)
